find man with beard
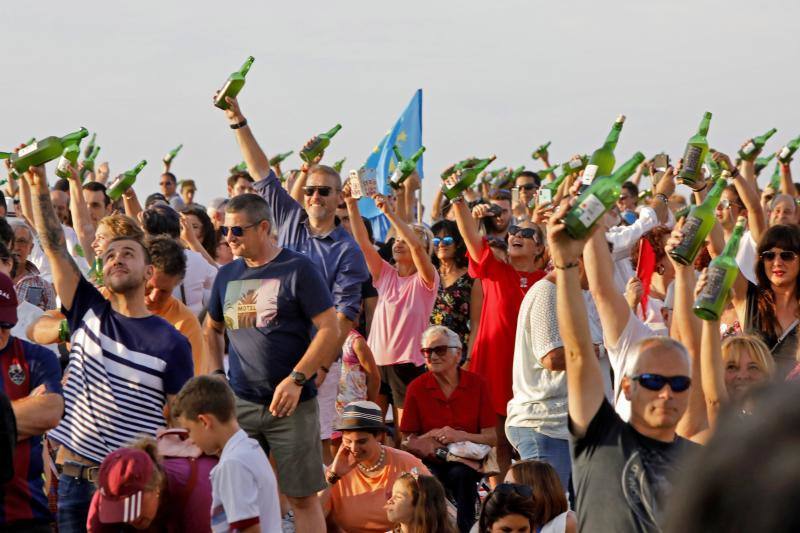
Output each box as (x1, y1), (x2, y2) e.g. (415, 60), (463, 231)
(24, 163), (194, 532)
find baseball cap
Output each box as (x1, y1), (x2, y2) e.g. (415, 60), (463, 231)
(97, 448), (155, 524)
(0, 273), (18, 325)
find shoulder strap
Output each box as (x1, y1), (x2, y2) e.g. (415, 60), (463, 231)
(773, 318), (800, 351)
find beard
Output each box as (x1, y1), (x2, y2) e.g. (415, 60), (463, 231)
(107, 272), (144, 295)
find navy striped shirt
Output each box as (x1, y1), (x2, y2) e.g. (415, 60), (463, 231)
(49, 277), (193, 463)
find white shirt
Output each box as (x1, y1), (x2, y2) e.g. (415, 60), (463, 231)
(210, 429), (281, 533)
(173, 249), (217, 317)
(13, 300), (59, 355)
(604, 310), (657, 421)
(506, 279), (604, 439)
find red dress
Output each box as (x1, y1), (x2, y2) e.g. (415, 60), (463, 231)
(468, 240), (544, 416)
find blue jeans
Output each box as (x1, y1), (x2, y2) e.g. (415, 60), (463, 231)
(57, 474), (96, 533)
(506, 426), (572, 494)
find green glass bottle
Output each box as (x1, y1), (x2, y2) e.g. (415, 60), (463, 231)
(8, 138), (33, 181)
(580, 115), (626, 192)
(537, 171), (568, 205)
(537, 164), (557, 179)
(508, 165), (526, 182)
(778, 135), (800, 163)
(231, 161), (248, 173)
(214, 56), (255, 110)
(442, 157), (478, 181)
(91, 257), (104, 287)
(564, 151), (645, 239)
(79, 146), (101, 182)
(674, 205), (691, 220)
(739, 128), (777, 161)
(693, 216), (747, 320)
(705, 151), (723, 179)
(668, 174), (727, 265)
(332, 158), (346, 174)
(389, 146), (425, 189)
(107, 160), (147, 201)
(11, 128), (89, 172)
(83, 133), (96, 159)
(678, 111), (712, 190)
(769, 161), (782, 191)
(163, 144), (183, 164)
(754, 153), (775, 175)
(55, 144), (81, 179)
(442, 155), (497, 200)
(531, 141), (551, 160)
(269, 151), (294, 167)
(485, 167), (508, 182)
(300, 124), (342, 163)
(561, 155), (588, 175)
(0, 152), (11, 160)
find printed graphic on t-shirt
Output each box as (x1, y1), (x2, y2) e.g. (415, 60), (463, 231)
(223, 279), (280, 330)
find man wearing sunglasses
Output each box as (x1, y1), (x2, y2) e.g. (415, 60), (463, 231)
(547, 200), (699, 532)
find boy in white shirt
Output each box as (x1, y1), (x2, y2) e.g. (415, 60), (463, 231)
(174, 376), (281, 533)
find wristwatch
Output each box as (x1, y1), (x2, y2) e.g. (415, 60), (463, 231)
(290, 370), (307, 386)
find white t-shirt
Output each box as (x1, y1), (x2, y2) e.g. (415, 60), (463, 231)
(506, 279), (604, 439)
(173, 249), (217, 317)
(210, 429), (281, 533)
(736, 230), (758, 284)
(13, 300), (59, 355)
(604, 309), (657, 422)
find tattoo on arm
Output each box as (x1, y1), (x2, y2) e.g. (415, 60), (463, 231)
(34, 192), (81, 276)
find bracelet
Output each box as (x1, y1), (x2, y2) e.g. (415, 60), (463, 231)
(554, 261), (579, 270)
(730, 168), (741, 179)
(230, 119), (248, 130)
(654, 193), (669, 204)
(325, 468), (340, 485)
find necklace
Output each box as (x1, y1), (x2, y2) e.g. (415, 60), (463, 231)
(357, 446), (386, 473)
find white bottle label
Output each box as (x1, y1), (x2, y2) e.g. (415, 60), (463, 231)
(359, 167), (378, 197)
(569, 158), (583, 169)
(582, 165), (598, 185)
(348, 171), (362, 199)
(57, 156), (70, 174)
(780, 146), (791, 160)
(444, 174), (460, 189)
(742, 141), (756, 155)
(577, 194), (606, 227)
(389, 169), (402, 187)
(17, 143), (38, 157)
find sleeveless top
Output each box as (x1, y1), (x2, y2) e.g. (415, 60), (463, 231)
(743, 281), (799, 378)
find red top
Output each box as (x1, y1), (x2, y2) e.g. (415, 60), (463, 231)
(467, 240), (544, 415)
(400, 369), (496, 435)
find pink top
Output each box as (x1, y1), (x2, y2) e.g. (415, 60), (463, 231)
(367, 260), (439, 366)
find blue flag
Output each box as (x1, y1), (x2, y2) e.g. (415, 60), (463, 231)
(359, 89), (423, 240)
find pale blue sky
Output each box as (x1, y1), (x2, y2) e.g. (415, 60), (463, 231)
(2, 0), (798, 205)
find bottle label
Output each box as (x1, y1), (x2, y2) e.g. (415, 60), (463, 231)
(389, 169), (403, 187)
(780, 146), (791, 160)
(358, 167), (377, 198)
(576, 194), (606, 227)
(56, 156), (70, 174)
(582, 165), (598, 185)
(348, 172), (363, 199)
(444, 174), (460, 190)
(679, 215), (702, 248)
(742, 142), (756, 155)
(698, 264), (726, 301)
(682, 145), (703, 177)
(17, 143), (38, 157)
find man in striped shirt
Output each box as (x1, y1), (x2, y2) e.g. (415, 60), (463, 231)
(25, 164), (194, 533)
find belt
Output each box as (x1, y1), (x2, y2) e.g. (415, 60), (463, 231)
(57, 461), (100, 482)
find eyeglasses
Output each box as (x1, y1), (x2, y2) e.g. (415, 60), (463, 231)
(760, 250), (799, 262)
(717, 199), (743, 211)
(508, 225), (539, 240)
(0, 322), (15, 330)
(631, 373), (692, 392)
(432, 236), (455, 248)
(421, 345), (459, 359)
(220, 221), (263, 237)
(493, 483), (533, 498)
(518, 183), (537, 191)
(303, 186), (333, 197)
(618, 195), (631, 201)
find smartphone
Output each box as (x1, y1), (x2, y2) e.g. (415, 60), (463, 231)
(653, 153), (669, 172)
(538, 188), (553, 206)
(5, 197), (15, 217)
(511, 186), (520, 207)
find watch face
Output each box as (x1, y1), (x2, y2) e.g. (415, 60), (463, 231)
(292, 371), (307, 384)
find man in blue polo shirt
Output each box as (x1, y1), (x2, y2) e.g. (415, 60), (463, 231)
(0, 271), (64, 532)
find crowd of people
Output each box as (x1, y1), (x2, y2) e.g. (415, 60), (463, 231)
(1, 88), (800, 533)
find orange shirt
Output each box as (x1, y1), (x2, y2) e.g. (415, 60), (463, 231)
(329, 447), (428, 533)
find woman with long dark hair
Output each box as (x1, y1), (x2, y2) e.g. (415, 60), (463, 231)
(179, 205), (219, 265)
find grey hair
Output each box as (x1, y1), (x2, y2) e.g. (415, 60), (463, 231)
(770, 194), (797, 214)
(411, 223), (434, 256)
(421, 325), (461, 350)
(627, 336), (692, 376)
(9, 219), (33, 240)
(225, 193), (276, 237)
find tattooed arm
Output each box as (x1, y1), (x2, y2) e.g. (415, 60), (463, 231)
(25, 165), (82, 310)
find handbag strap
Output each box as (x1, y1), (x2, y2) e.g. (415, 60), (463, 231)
(772, 318), (800, 351)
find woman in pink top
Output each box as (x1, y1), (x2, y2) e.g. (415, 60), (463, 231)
(344, 185), (439, 424)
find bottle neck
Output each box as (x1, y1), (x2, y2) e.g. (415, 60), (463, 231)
(722, 230), (744, 257)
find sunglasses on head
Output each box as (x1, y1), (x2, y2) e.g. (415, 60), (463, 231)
(0, 322), (15, 330)
(493, 483), (533, 498)
(303, 186), (333, 197)
(220, 220), (263, 237)
(420, 345), (458, 359)
(760, 250), (799, 262)
(432, 236), (455, 248)
(632, 373), (692, 392)
(508, 225), (538, 240)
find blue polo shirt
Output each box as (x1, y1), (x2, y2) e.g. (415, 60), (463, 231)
(253, 170), (368, 321)
(207, 248), (333, 404)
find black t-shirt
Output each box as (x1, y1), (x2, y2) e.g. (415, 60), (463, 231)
(570, 400), (698, 532)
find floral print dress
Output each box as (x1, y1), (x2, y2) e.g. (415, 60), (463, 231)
(429, 272), (473, 356)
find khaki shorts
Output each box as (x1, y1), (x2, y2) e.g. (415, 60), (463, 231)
(379, 363), (426, 409)
(235, 396), (326, 498)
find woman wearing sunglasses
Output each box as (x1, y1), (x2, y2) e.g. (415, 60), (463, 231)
(429, 220), (483, 365)
(342, 183), (438, 425)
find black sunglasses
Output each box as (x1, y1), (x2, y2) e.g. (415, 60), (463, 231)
(760, 250), (799, 262)
(518, 183), (537, 191)
(421, 345), (458, 359)
(632, 373), (692, 393)
(508, 225), (539, 240)
(493, 483), (533, 498)
(303, 186), (333, 197)
(220, 221), (263, 237)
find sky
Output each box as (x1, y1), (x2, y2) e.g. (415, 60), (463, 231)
(2, 0), (799, 206)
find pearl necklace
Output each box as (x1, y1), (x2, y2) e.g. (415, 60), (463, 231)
(357, 446), (386, 473)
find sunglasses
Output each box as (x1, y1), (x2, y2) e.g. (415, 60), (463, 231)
(421, 345), (458, 359)
(632, 373), (692, 392)
(493, 483), (533, 498)
(220, 221), (263, 237)
(717, 199), (743, 211)
(760, 250), (799, 262)
(303, 186), (333, 197)
(508, 225), (539, 240)
(0, 322), (15, 330)
(432, 236), (455, 248)
(518, 183), (537, 191)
